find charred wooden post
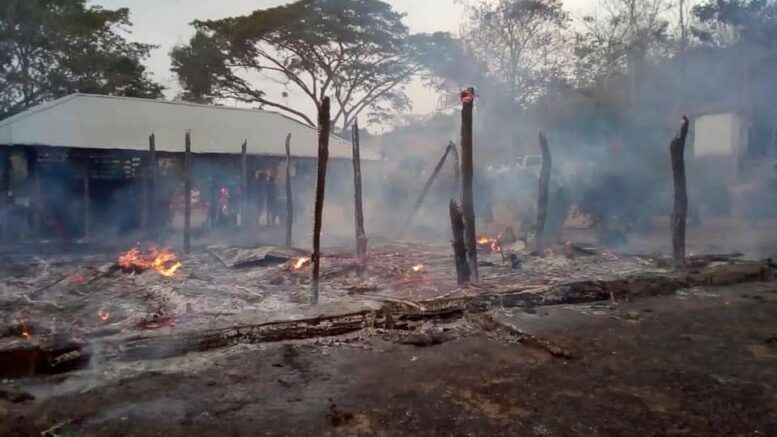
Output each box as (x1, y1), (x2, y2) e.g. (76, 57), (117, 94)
(670, 116), (690, 267)
(450, 141), (460, 197)
(239, 140), (247, 228)
(26, 149), (41, 239)
(285, 133), (293, 247)
(535, 131), (552, 251)
(352, 120), (367, 274)
(184, 131), (192, 254)
(147, 133), (157, 239)
(406, 143), (454, 228)
(82, 159), (90, 239)
(460, 87), (478, 282)
(449, 200), (470, 284)
(311, 97), (331, 305)
(1, 148), (10, 240)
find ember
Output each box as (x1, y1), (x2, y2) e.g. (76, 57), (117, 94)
(290, 256), (311, 270)
(476, 236), (502, 252)
(118, 246), (182, 277)
(19, 319), (31, 340)
(411, 264), (425, 273)
(97, 309), (110, 321)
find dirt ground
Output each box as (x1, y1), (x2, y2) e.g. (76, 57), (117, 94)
(1, 282), (775, 436)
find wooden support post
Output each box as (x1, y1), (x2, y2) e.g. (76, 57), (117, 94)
(311, 97), (331, 305)
(352, 120), (367, 274)
(26, 149), (41, 239)
(239, 140), (247, 228)
(83, 159), (90, 239)
(0, 148), (10, 241)
(460, 87), (478, 282)
(450, 200), (470, 284)
(285, 133), (293, 247)
(406, 143), (454, 228)
(535, 131), (552, 251)
(670, 116), (690, 267)
(147, 134), (157, 240)
(184, 131), (192, 254)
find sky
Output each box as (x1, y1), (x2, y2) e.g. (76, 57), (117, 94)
(91, 0), (594, 126)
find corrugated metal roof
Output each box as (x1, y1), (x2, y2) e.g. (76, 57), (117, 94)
(0, 93), (375, 159)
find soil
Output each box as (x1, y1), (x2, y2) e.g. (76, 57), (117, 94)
(2, 282), (775, 436)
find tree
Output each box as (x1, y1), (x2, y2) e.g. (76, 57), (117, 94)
(692, 0), (777, 46)
(0, 0), (162, 119)
(171, 0), (448, 131)
(461, 0), (570, 109)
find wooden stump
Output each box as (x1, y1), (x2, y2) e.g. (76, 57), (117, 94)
(311, 97), (331, 304)
(670, 116), (690, 267)
(352, 120), (367, 274)
(460, 87), (478, 282)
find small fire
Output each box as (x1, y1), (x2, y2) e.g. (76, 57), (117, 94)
(118, 246), (182, 277)
(476, 236), (502, 252)
(97, 309), (110, 321)
(19, 319), (31, 340)
(290, 256), (311, 270)
(411, 264), (425, 272)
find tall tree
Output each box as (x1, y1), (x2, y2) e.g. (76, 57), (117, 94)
(461, 0), (570, 109)
(171, 0), (449, 131)
(0, 0), (162, 119)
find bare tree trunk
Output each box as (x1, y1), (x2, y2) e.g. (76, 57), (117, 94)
(311, 97), (331, 305)
(352, 120), (367, 275)
(460, 87), (478, 282)
(147, 134), (157, 240)
(406, 143), (454, 228)
(536, 131), (552, 251)
(449, 200), (471, 284)
(285, 133), (293, 247)
(184, 131), (192, 254)
(670, 116), (690, 267)
(239, 140), (247, 229)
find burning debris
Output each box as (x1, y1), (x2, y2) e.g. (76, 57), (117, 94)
(117, 246), (182, 277)
(290, 256), (311, 271)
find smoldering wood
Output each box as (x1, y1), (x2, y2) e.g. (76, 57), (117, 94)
(536, 131), (552, 251)
(311, 97), (331, 305)
(352, 120), (367, 274)
(449, 200), (470, 284)
(406, 143), (454, 228)
(670, 116), (690, 267)
(285, 133), (293, 247)
(184, 131), (192, 254)
(468, 313), (573, 359)
(147, 133), (157, 240)
(460, 87), (478, 282)
(240, 140), (248, 229)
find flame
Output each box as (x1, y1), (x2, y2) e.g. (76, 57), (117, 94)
(97, 309), (110, 321)
(118, 246), (182, 277)
(290, 256), (311, 270)
(19, 319), (31, 340)
(411, 264), (425, 272)
(476, 236), (502, 252)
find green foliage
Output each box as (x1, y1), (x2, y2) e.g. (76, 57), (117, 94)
(171, 0), (453, 130)
(0, 0), (162, 119)
(692, 0), (777, 45)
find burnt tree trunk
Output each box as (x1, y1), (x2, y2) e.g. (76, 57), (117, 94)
(670, 116), (690, 267)
(352, 120), (367, 274)
(460, 87), (478, 282)
(240, 140), (247, 229)
(184, 131), (192, 254)
(407, 143), (453, 228)
(535, 131), (552, 251)
(285, 133), (293, 247)
(450, 141), (460, 198)
(311, 97), (331, 305)
(147, 134), (157, 240)
(449, 200), (470, 284)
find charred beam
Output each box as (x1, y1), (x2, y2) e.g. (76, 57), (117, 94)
(670, 116), (690, 267)
(311, 97), (331, 304)
(407, 143), (453, 228)
(449, 200), (470, 284)
(460, 88), (478, 282)
(184, 131), (192, 254)
(352, 120), (367, 274)
(147, 133), (157, 240)
(536, 131), (552, 251)
(285, 133), (293, 247)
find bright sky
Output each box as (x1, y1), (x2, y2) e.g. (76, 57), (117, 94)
(91, 0), (594, 124)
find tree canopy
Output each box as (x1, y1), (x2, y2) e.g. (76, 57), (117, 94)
(171, 0), (453, 131)
(0, 0), (163, 119)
